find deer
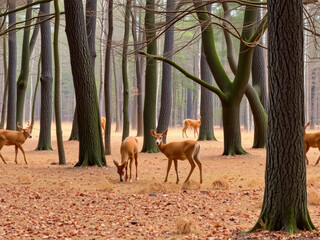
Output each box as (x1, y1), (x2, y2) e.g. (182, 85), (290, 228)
(0, 122), (33, 164)
(182, 115), (201, 138)
(150, 129), (202, 184)
(113, 136), (139, 182)
(304, 122), (320, 165)
(101, 117), (106, 136)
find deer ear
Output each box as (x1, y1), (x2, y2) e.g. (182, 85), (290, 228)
(113, 160), (119, 166)
(163, 129), (168, 136)
(150, 129), (156, 136)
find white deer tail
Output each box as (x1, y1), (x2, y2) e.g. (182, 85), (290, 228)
(192, 143), (200, 160)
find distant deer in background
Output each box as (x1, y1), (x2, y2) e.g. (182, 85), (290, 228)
(101, 117), (106, 136)
(151, 129), (202, 184)
(182, 115), (201, 138)
(304, 122), (320, 165)
(113, 137), (139, 182)
(0, 122), (33, 164)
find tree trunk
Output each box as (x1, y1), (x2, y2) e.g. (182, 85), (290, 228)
(53, 0), (66, 165)
(198, 4), (216, 141)
(121, 0), (132, 141)
(16, 0), (33, 127)
(251, 0), (315, 234)
(86, 0), (97, 70)
(0, 27), (8, 129)
(141, 0), (158, 153)
(6, 0), (17, 131)
(36, 2), (53, 150)
(31, 54), (41, 126)
(104, 0), (113, 155)
(69, 108), (79, 141)
(64, 0), (106, 167)
(112, 50), (121, 132)
(156, 0), (175, 143)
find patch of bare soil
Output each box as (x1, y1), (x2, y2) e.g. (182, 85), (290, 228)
(1, 122), (320, 239)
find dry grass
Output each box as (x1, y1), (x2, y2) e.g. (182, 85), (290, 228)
(182, 180), (201, 190)
(176, 217), (192, 234)
(17, 174), (32, 185)
(211, 178), (229, 190)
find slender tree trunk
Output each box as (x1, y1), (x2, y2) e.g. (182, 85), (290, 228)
(251, 0), (316, 233)
(112, 50), (121, 132)
(31, 54), (41, 126)
(141, 0), (158, 153)
(0, 28), (8, 129)
(104, 0), (113, 155)
(64, 0), (106, 167)
(53, 0), (66, 165)
(16, 0), (33, 127)
(36, 2), (53, 150)
(156, 0), (175, 143)
(69, 108), (79, 140)
(121, 0), (132, 141)
(6, 0), (17, 131)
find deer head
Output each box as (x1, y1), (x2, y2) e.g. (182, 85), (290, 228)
(150, 129), (168, 145)
(113, 159), (128, 182)
(17, 122), (33, 138)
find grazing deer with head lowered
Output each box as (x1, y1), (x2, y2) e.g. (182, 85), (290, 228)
(113, 137), (139, 182)
(304, 122), (320, 165)
(100, 117), (106, 136)
(150, 129), (202, 184)
(0, 122), (33, 164)
(182, 115), (201, 138)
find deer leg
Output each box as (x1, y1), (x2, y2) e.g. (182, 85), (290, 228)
(194, 155), (203, 184)
(305, 145), (310, 165)
(164, 158), (173, 183)
(0, 152), (7, 164)
(185, 157), (196, 183)
(18, 145), (28, 164)
(15, 145), (18, 164)
(129, 158), (133, 182)
(173, 160), (179, 184)
(135, 153), (139, 180)
(315, 147), (320, 165)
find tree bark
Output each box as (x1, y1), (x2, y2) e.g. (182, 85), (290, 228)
(69, 108), (79, 141)
(156, 0), (175, 143)
(86, 0), (97, 70)
(36, 2), (53, 150)
(0, 25), (8, 129)
(16, 0), (33, 127)
(64, 0), (106, 167)
(104, 0), (113, 155)
(6, 0), (17, 131)
(53, 0), (66, 164)
(112, 50), (121, 132)
(251, 0), (316, 234)
(141, 0), (158, 153)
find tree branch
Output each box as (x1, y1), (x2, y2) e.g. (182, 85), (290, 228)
(0, 0), (52, 18)
(138, 51), (229, 102)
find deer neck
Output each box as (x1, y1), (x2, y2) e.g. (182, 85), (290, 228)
(157, 141), (166, 153)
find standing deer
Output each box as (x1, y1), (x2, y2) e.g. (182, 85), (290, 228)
(304, 122), (320, 165)
(0, 122), (33, 164)
(113, 136), (139, 182)
(150, 129), (202, 184)
(182, 115), (201, 138)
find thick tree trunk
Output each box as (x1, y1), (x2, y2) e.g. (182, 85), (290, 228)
(6, 1), (17, 131)
(251, 0), (315, 234)
(86, 0), (97, 69)
(104, 0), (113, 155)
(16, 0), (33, 127)
(53, 0), (66, 164)
(36, 2), (53, 150)
(121, 0), (132, 141)
(64, 0), (106, 167)
(222, 101), (247, 155)
(198, 3), (216, 141)
(141, 0), (158, 153)
(156, 0), (175, 143)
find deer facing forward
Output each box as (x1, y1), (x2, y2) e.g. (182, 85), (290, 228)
(0, 122), (33, 164)
(151, 129), (202, 184)
(113, 136), (139, 182)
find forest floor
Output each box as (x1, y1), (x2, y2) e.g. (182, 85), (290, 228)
(1, 122), (320, 239)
